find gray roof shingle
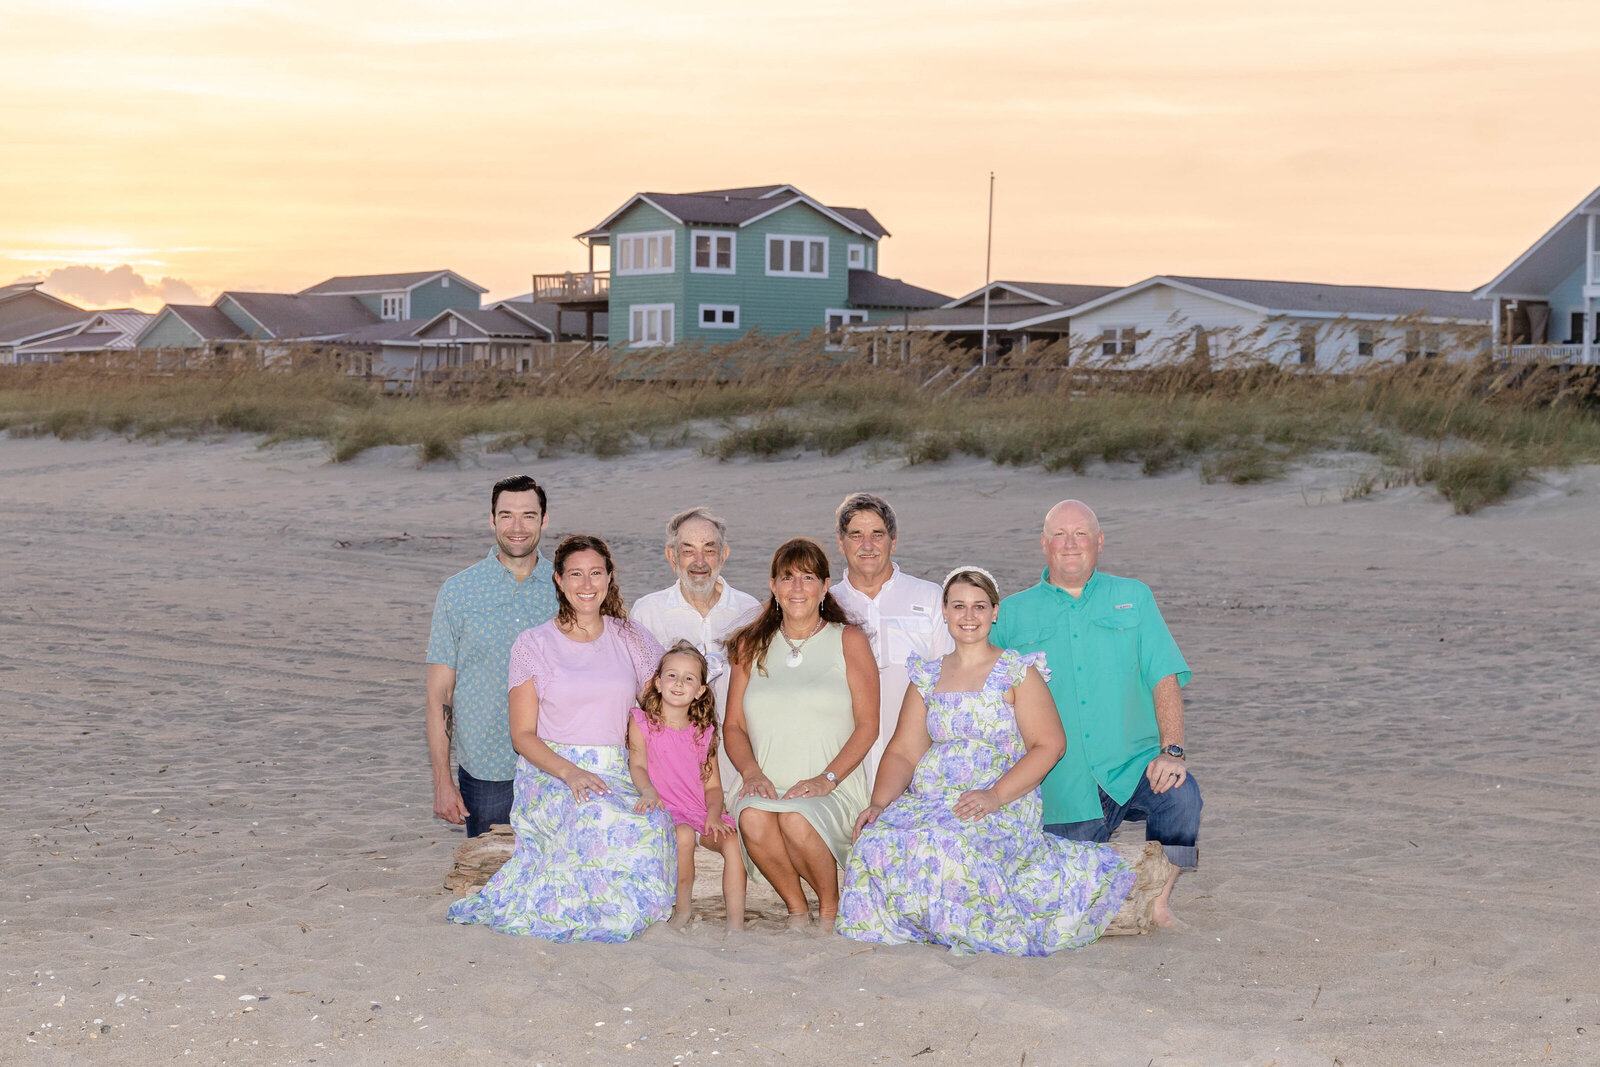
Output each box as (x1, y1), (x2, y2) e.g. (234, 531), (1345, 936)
(163, 304), (248, 341)
(299, 271), (486, 295)
(223, 292), (379, 338)
(1168, 276), (1487, 320)
(847, 271), (950, 310)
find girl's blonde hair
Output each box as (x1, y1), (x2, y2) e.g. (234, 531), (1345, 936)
(637, 640), (719, 782)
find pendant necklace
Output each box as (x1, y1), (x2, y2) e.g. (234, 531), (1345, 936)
(780, 619), (824, 668)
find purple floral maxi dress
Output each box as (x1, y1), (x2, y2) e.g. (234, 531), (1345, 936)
(447, 619), (675, 942)
(836, 650), (1136, 955)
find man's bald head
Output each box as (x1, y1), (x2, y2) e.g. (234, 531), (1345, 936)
(1043, 499), (1100, 536)
(1040, 499), (1104, 594)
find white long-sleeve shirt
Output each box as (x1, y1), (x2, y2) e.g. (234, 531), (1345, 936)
(830, 563), (953, 789)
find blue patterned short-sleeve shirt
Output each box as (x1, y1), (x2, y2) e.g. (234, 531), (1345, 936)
(426, 548), (558, 781)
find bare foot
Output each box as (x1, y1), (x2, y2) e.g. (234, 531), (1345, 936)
(784, 911), (811, 932)
(1151, 901), (1190, 931)
(816, 911), (837, 935)
(668, 909), (692, 930)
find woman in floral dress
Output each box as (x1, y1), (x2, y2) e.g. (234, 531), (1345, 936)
(836, 567), (1135, 955)
(447, 534), (674, 942)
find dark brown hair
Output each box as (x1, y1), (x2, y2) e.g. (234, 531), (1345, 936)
(637, 640), (719, 781)
(552, 534), (627, 626)
(725, 537), (854, 676)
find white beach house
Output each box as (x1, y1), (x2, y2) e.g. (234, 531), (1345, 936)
(1473, 184), (1600, 365)
(1005, 276), (1488, 369)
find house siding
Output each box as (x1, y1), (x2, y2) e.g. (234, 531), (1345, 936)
(0, 291), (77, 329)
(610, 202), (687, 345)
(137, 312), (203, 348)
(410, 278), (480, 320)
(216, 297), (270, 338)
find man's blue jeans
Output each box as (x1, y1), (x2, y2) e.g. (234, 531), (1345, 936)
(1044, 773), (1202, 870)
(458, 767), (514, 839)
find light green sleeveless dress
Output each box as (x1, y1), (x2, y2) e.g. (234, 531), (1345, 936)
(733, 623), (870, 879)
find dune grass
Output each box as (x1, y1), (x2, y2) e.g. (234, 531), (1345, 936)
(2, 337), (1597, 512)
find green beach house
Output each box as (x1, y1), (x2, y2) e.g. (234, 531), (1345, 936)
(533, 184), (946, 346)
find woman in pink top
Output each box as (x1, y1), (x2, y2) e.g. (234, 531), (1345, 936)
(447, 534), (674, 942)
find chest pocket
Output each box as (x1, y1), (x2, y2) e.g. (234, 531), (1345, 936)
(1090, 611), (1141, 662)
(998, 623), (1057, 654)
(881, 614), (937, 669)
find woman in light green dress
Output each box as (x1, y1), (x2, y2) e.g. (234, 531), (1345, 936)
(724, 538), (878, 929)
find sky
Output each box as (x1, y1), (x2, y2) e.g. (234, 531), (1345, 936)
(5, 0), (1600, 311)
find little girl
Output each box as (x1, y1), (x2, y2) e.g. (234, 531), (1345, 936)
(628, 640), (747, 931)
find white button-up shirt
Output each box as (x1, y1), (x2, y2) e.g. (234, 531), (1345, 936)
(631, 579), (762, 787)
(830, 562), (953, 789)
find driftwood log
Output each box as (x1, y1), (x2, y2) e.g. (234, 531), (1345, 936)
(445, 826), (1172, 935)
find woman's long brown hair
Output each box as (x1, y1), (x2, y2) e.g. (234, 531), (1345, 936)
(724, 537), (854, 676)
(636, 641), (719, 781)
(552, 534), (627, 626)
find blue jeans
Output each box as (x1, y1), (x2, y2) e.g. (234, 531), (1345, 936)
(458, 767), (514, 839)
(1044, 772), (1202, 870)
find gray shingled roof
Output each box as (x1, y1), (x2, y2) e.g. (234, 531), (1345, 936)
(0, 308), (92, 343)
(18, 329), (124, 354)
(299, 270), (486, 296)
(164, 304), (248, 341)
(847, 270), (950, 310)
(881, 305), (1078, 330)
(582, 187), (888, 239)
(1169, 276), (1486, 320)
(415, 307), (552, 340)
(948, 281), (1124, 308)
(339, 318), (430, 344)
(685, 184), (793, 199)
(223, 292), (379, 338)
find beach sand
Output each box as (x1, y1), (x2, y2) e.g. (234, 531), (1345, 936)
(2, 434), (1596, 1065)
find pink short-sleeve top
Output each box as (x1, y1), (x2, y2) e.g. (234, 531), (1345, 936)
(507, 617), (664, 746)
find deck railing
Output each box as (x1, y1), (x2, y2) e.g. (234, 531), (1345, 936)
(1499, 343), (1590, 364)
(531, 271), (610, 303)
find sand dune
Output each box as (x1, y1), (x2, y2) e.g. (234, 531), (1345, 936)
(2, 434), (1597, 1065)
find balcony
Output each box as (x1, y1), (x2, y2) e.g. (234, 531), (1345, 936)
(531, 270), (610, 309)
(1498, 343), (1593, 364)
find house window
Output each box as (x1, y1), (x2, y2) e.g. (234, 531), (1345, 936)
(615, 230), (676, 275)
(441, 276), (450, 288)
(448, 317), (458, 337)
(825, 308), (867, 348)
(1357, 328), (1375, 357)
(1403, 330), (1439, 361)
(1100, 327), (1136, 357)
(766, 235), (828, 277)
(847, 244), (865, 269)
(692, 231), (736, 274)
(699, 304), (739, 329)
(1297, 325), (1317, 365)
(380, 294), (405, 321)
(630, 303), (674, 347)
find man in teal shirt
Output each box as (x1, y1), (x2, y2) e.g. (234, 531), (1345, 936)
(425, 475), (558, 837)
(991, 499), (1199, 927)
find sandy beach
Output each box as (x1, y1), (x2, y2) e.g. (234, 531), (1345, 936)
(2, 433), (1597, 1066)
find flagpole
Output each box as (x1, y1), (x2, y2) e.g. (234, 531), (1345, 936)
(981, 171), (994, 368)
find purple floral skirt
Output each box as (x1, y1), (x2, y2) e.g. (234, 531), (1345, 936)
(447, 745), (676, 942)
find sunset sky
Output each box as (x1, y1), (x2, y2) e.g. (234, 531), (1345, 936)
(6, 0), (1599, 312)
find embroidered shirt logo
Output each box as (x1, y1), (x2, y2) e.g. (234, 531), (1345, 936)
(1115, 603), (1134, 610)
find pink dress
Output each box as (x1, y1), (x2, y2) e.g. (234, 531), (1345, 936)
(631, 708), (736, 832)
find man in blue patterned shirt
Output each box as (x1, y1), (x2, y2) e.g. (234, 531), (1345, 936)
(425, 475), (558, 837)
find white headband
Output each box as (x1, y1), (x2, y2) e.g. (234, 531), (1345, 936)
(942, 565), (999, 598)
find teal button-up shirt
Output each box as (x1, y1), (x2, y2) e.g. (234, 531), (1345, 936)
(426, 548), (557, 781)
(990, 569), (1190, 824)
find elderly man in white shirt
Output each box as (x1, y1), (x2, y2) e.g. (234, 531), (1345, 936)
(829, 492), (954, 789)
(630, 507), (761, 787)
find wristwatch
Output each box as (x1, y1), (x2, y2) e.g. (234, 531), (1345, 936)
(822, 771), (838, 784)
(1162, 744), (1186, 760)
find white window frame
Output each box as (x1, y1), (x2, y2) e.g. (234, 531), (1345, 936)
(766, 234), (829, 278)
(380, 293), (406, 321)
(1356, 327), (1375, 357)
(629, 303), (675, 347)
(824, 307), (866, 349)
(691, 230), (736, 274)
(847, 243), (865, 269)
(615, 230), (676, 276)
(1100, 326), (1136, 357)
(698, 304), (740, 329)
(447, 317), (458, 337)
